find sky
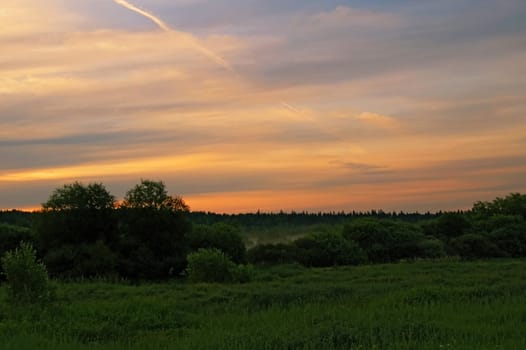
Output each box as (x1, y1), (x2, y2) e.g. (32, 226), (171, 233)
(1, 0), (525, 213)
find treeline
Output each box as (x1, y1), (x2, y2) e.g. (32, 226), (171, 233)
(188, 210), (440, 228)
(248, 193), (526, 266)
(1, 183), (526, 281)
(0, 180), (258, 281)
(248, 212), (525, 266)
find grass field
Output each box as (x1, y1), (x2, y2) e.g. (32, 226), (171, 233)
(0, 259), (525, 349)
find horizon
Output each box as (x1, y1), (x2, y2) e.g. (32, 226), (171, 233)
(3, 188), (512, 215)
(2, 1), (525, 213)
(0, 204), (471, 215)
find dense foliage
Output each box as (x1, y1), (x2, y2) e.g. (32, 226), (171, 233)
(186, 248), (237, 283)
(1, 190), (526, 279)
(187, 223), (247, 264)
(245, 193), (526, 266)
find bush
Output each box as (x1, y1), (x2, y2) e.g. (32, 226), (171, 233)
(471, 214), (523, 234)
(188, 223), (247, 264)
(489, 224), (526, 257)
(416, 239), (447, 259)
(450, 234), (503, 259)
(436, 213), (471, 239)
(293, 232), (367, 267)
(1, 242), (54, 304)
(343, 219), (425, 263)
(43, 241), (118, 279)
(186, 248), (235, 283)
(248, 243), (298, 265)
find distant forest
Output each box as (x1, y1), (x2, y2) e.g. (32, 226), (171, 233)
(1, 180), (525, 281)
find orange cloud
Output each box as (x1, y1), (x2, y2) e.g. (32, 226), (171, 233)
(0, 154), (215, 182)
(355, 112), (401, 129)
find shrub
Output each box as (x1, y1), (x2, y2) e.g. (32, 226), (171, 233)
(450, 234), (503, 259)
(343, 219), (425, 262)
(1, 242), (54, 304)
(43, 241), (118, 279)
(471, 214), (523, 234)
(416, 239), (447, 259)
(188, 223), (247, 264)
(436, 213), (471, 239)
(293, 232), (367, 267)
(186, 248), (235, 283)
(489, 224), (526, 257)
(247, 243), (298, 265)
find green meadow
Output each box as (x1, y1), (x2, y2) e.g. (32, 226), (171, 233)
(1, 259), (525, 350)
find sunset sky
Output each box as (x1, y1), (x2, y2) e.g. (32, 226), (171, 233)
(1, 0), (525, 213)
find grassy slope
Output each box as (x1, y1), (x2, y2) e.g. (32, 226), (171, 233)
(0, 259), (525, 349)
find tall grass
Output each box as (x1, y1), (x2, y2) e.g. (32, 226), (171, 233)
(0, 259), (525, 349)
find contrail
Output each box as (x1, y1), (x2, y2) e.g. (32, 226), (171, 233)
(114, 0), (171, 31)
(281, 102), (301, 113)
(113, 0), (234, 72)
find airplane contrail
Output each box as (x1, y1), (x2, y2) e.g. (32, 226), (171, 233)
(281, 102), (301, 113)
(113, 0), (234, 72)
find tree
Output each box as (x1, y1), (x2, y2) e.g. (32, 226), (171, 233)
(435, 213), (470, 239)
(43, 182), (115, 211)
(37, 182), (118, 278)
(118, 180), (190, 279)
(472, 193), (526, 218)
(122, 179), (189, 212)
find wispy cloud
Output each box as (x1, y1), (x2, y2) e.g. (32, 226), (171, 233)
(113, 0), (235, 72)
(355, 112), (401, 130)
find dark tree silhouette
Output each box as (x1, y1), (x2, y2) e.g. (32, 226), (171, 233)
(118, 179), (190, 279)
(122, 179), (189, 212)
(37, 182), (118, 278)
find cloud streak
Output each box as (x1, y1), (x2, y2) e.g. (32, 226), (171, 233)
(113, 0), (171, 32)
(112, 0), (235, 72)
